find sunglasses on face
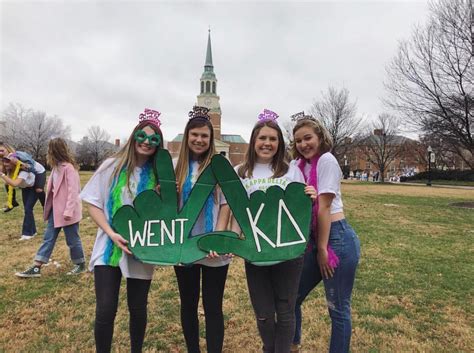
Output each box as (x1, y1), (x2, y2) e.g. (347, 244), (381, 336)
(134, 130), (161, 147)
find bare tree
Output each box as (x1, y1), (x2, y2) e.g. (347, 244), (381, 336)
(357, 114), (404, 182)
(309, 86), (362, 161)
(385, 0), (473, 168)
(78, 126), (113, 168)
(2, 103), (70, 163)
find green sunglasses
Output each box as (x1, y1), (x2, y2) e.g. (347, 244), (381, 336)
(134, 130), (161, 147)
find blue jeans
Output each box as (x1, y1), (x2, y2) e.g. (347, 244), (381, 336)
(35, 211), (85, 264)
(294, 219), (360, 353)
(21, 187), (38, 236)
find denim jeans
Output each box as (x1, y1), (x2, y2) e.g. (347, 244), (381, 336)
(293, 219), (360, 353)
(246, 256), (304, 353)
(35, 211), (85, 264)
(21, 187), (38, 236)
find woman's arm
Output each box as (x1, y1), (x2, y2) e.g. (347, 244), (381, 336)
(215, 204), (230, 231)
(317, 193), (335, 279)
(87, 203), (132, 255)
(0, 173), (24, 187)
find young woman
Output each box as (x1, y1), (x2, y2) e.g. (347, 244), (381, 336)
(0, 142), (18, 212)
(0, 153), (38, 239)
(291, 115), (360, 353)
(234, 109), (314, 353)
(174, 106), (230, 353)
(15, 138), (85, 278)
(81, 109), (163, 353)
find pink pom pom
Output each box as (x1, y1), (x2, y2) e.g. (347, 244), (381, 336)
(327, 245), (340, 268)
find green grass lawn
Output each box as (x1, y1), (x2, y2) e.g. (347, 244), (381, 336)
(0, 175), (472, 352)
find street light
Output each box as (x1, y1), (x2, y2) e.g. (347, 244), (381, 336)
(427, 146), (433, 186)
(343, 154), (348, 179)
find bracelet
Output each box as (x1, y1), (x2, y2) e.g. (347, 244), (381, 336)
(0, 172), (5, 177)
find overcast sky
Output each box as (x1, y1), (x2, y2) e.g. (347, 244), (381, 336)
(1, 0), (429, 143)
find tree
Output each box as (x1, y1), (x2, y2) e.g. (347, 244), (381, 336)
(357, 114), (404, 182)
(385, 0), (473, 168)
(76, 126), (114, 169)
(309, 86), (362, 162)
(1, 103), (70, 163)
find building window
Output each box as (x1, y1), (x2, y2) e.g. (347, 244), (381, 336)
(212, 82), (216, 94)
(201, 81), (204, 94)
(206, 81), (211, 93)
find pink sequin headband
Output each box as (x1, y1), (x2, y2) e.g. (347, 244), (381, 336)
(138, 108), (162, 128)
(258, 109), (279, 122)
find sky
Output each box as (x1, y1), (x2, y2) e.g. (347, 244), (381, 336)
(0, 0), (430, 143)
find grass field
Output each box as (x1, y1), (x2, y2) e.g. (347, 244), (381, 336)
(0, 175), (473, 352)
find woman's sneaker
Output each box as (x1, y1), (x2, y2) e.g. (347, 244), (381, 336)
(19, 233), (37, 241)
(67, 263), (86, 275)
(15, 265), (41, 278)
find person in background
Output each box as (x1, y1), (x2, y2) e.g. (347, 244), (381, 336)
(0, 153), (38, 240)
(15, 138), (86, 278)
(0, 142), (19, 212)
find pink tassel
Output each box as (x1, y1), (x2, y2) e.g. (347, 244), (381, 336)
(298, 156), (339, 269)
(327, 245), (340, 269)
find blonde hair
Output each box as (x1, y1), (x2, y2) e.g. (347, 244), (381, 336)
(47, 138), (78, 169)
(175, 118), (216, 194)
(0, 142), (15, 174)
(108, 121), (163, 191)
(291, 118), (333, 159)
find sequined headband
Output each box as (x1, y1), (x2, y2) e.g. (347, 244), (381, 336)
(138, 108), (162, 128)
(258, 109), (279, 122)
(188, 106), (210, 121)
(290, 111), (316, 122)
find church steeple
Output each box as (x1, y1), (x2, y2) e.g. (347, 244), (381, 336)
(197, 28), (221, 139)
(200, 29), (217, 95)
(204, 29), (213, 69)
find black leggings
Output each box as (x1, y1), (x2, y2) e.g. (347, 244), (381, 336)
(174, 264), (229, 353)
(94, 265), (151, 353)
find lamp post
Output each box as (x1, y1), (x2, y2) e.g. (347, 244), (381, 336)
(427, 146), (433, 186)
(343, 154), (348, 179)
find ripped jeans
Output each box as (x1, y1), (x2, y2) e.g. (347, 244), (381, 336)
(293, 219), (360, 353)
(245, 256), (304, 353)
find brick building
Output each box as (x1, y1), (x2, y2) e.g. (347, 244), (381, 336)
(167, 30), (248, 165)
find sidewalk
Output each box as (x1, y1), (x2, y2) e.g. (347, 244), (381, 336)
(342, 179), (474, 190)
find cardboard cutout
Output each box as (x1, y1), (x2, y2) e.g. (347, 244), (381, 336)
(112, 149), (217, 265)
(198, 155), (312, 265)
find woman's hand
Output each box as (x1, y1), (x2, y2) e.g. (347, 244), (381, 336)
(109, 231), (132, 255)
(317, 247), (334, 279)
(206, 251), (234, 260)
(304, 185), (317, 201)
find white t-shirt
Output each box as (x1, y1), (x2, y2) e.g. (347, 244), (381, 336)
(237, 162), (305, 195)
(80, 158), (155, 279)
(292, 152), (344, 214)
(174, 159), (230, 267)
(17, 170), (35, 188)
(33, 161), (46, 174)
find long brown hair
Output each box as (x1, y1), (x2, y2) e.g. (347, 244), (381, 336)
(175, 118), (216, 194)
(108, 121), (163, 190)
(291, 118), (333, 159)
(47, 138), (78, 169)
(238, 120), (289, 179)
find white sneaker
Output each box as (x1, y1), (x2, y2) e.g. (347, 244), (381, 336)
(19, 233), (37, 241)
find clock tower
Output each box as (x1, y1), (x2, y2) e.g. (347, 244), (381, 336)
(196, 29), (221, 139)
